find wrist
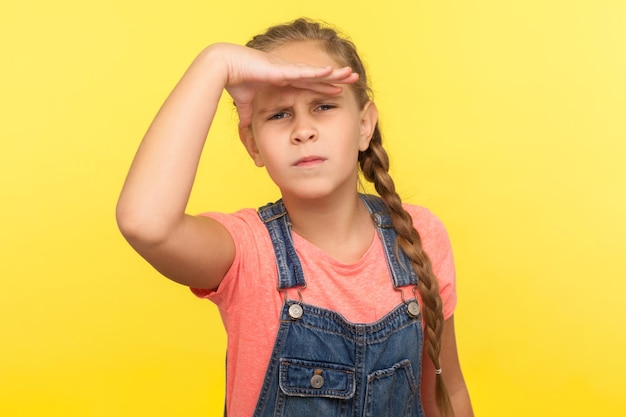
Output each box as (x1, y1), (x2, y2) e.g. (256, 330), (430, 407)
(195, 43), (230, 87)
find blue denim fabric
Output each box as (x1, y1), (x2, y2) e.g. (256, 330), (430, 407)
(253, 194), (425, 417)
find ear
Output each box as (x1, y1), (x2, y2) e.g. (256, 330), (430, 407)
(358, 100), (378, 151)
(238, 125), (265, 167)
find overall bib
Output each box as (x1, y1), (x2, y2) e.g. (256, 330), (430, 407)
(252, 194), (425, 417)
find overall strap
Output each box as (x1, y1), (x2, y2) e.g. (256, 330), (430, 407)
(358, 194), (419, 288)
(257, 199), (306, 290)
(257, 195), (419, 290)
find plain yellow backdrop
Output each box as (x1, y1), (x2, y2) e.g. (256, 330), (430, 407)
(1, 0), (625, 415)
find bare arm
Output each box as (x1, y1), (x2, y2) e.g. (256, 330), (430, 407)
(421, 315), (474, 417)
(116, 43), (358, 289)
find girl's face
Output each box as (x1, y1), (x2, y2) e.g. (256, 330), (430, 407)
(241, 41), (378, 202)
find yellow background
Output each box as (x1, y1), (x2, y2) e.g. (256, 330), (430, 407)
(1, 0), (625, 415)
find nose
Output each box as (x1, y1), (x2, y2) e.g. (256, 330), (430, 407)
(290, 114), (317, 144)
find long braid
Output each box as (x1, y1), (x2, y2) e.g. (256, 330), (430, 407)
(360, 127), (454, 417)
(247, 18), (455, 416)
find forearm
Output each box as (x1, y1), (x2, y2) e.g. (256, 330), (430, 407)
(117, 45), (227, 242)
(449, 384), (474, 417)
(421, 315), (474, 417)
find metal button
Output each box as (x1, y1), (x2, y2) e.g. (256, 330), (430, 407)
(288, 304), (303, 320)
(407, 300), (421, 318)
(310, 370), (324, 389)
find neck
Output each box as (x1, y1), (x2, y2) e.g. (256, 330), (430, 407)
(281, 191), (376, 263)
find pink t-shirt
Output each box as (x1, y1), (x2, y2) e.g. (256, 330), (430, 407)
(192, 203), (456, 417)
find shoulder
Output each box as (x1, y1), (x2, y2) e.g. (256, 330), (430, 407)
(191, 207), (275, 299)
(198, 207), (275, 262)
(199, 207), (260, 226)
(401, 203), (452, 266)
(402, 203), (457, 318)
(401, 203), (449, 243)
(198, 207), (270, 243)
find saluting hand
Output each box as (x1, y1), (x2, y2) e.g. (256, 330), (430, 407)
(207, 43), (358, 127)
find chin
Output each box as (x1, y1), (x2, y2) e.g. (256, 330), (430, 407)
(280, 184), (352, 203)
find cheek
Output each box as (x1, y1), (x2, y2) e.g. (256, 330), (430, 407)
(255, 138), (283, 166)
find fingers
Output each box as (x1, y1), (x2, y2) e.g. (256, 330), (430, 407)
(287, 80), (344, 96)
(275, 65), (358, 86)
(323, 66), (360, 85)
(275, 65), (360, 96)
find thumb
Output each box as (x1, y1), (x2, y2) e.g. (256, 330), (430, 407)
(235, 102), (253, 128)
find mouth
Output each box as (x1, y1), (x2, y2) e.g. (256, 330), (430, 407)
(293, 156), (326, 168)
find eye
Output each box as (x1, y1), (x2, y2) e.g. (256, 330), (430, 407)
(268, 111), (290, 121)
(315, 104), (336, 112)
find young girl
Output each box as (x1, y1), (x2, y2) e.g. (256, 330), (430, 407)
(117, 18), (473, 417)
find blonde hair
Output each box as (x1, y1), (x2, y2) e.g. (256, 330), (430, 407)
(247, 18), (454, 417)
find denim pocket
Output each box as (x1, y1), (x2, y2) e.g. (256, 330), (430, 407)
(277, 358), (355, 416)
(279, 358), (355, 398)
(365, 359), (419, 417)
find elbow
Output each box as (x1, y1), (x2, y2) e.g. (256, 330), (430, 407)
(116, 201), (171, 246)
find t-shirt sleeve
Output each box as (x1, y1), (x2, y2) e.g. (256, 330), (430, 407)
(405, 205), (457, 320)
(189, 209), (268, 307)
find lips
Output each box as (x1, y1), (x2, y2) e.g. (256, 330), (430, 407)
(294, 156), (326, 167)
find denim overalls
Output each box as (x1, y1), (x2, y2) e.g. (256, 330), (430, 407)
(252, 194), (425, 417)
